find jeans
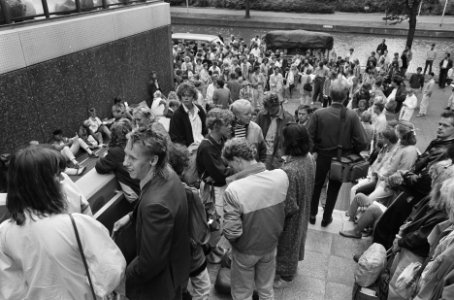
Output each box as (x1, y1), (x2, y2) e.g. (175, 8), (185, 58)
(348, 193), (374, 221)
(423, 60), (433, 74)
(189, 268), (211, 300)
(231, 248), (277, 300)
(311, 154), (342, 221)
(439, 69), (449, 88)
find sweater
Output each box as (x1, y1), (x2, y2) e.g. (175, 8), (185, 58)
(223, 163), (289, 255)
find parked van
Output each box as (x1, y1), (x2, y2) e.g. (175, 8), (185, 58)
(172, 32), (224, 46)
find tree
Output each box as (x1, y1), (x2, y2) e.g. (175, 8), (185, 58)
(245, 0), (250, 18)
(384, 0), (438, 49)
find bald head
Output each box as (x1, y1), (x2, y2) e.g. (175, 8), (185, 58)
(231, 99), (253, 125)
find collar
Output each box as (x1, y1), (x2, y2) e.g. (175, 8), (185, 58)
(140, 168), (155, 190)
(331, 102), (344, 108)
(182, 103), (199, 115)
(226, 162), (266, 185)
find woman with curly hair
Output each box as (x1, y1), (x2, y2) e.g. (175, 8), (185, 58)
(274, 123), (315, 288)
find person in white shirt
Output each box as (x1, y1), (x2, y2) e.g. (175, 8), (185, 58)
(418, 72), (436, 117)
(250, 44), (261, 58)
(399, 89), (418, 121)
(424, 43), (437, 75)
(372, 102), (388, 134)
(0, 145), (125, 300)
(205, 75), (218, 106)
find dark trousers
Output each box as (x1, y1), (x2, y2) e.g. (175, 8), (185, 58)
(312, 77), (325, 103)
(310, 154), (342, 221)
(423, 60), (433, 74)
(439, 69), (449, 88)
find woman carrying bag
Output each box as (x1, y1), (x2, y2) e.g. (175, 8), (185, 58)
(0, 145), (125, 300)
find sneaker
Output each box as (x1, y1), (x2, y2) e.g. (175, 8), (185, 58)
(88, 152), (99, 158)
(309, 215), (316, 225)
(273, 278), (291, 289)
(67, 161), (80, 169)
(76, 166), (86, 176)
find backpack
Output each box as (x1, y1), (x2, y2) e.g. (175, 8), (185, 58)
(185, 186), (211, 248)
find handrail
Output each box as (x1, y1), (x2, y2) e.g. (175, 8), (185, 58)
(0, 0), (160, 26)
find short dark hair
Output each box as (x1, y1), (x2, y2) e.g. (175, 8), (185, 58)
(283, 123), (312, 157)
(442, 110), (454, 126)
(374, 102), (385, 113)
(216, 79), (225, 88)
(7, 145), (67, 226)
(176, 82), (198, 101)
(222, 138), (255, 162)
(382, 127), (399, 144)
(417, 67), (422, 71)
(109, 118), (132, 148)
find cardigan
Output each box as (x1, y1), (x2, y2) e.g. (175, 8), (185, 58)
(169, 104), (207, 147)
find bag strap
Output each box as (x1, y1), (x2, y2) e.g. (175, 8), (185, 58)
(336, 106), (347, 160)
(69, 214), (97, 300)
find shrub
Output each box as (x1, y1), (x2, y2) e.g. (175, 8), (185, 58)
(200, 0), (336, 13)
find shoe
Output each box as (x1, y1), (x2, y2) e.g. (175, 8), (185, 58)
(68, 161), (80, 169)
(339, 229), (362, 239)
(321, 217), (333, 227)
(273, 278), (291, 289)
(309, 215), (316, 225)
(353, 253), (362, 263)
(88, 152), (99, 158)
(76, 166), (86, 176)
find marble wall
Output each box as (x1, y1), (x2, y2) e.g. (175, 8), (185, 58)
(0, 25), (173, 154)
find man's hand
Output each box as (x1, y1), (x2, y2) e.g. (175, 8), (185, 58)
(112, 214), (130, 234)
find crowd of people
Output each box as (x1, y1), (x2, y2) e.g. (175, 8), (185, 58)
(1, 33), (454, 300)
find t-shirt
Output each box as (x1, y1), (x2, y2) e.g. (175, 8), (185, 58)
(265, 117), (278, 155)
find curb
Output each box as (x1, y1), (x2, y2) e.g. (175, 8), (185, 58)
(171, 13), (454, 38)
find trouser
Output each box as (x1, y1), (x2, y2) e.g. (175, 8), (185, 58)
(312, 77), (325, 103)
(188, 268), (211, 300)
(231, 248), (276, 300)
(310, 154), (342, 221)
(350, 177), (377, 205)
(348, 193), (374, 221)
(423, 60), (433, 74)
(439, 69), (449, 88)
(419, 94), (430, 115)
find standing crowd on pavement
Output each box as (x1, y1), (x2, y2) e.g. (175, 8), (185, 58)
(1, 33), (454, 300)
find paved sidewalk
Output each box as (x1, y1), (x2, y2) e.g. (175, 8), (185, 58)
(172, 7), (454, 32)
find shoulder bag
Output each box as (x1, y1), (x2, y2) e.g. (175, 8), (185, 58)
(329, 107), (369, 182)
(303, 77), (313, 92)
(69, 214), (97, 300)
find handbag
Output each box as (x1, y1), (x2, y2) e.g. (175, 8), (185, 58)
(329, 108), (369, 182)
(393, 257), (429, 299)
(69, 214), (97, 300)
(303, 77), (313, 92)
